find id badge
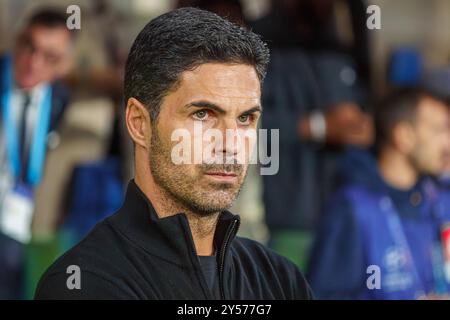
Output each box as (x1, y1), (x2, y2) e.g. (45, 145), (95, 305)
(0, 183), (34, 243)
(441, 223), (450, 283)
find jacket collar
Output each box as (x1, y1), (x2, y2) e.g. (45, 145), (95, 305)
(110, 180), (240, 267)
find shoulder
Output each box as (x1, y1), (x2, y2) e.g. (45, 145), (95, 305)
(51, 80), (70, 101)
(49, 80), (70, 129)
(231, 236), (313, 299)
(35, 269), (135, 300)
(324, 184), (384, 221)
(0, 54), (7, 88)
(0, 54), (5, 69)
(232, 236), (302, 273)
(35, 218), (137, 300)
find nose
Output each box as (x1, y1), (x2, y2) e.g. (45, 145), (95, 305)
(217, 118), (258, 166)
(27, 50), (45, 72)
(219, 118), (240, 157)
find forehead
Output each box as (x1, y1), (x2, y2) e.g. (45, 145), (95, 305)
(170, 63), (261, 106)
(27, 25), (71, 48)
(417, 96), (449, 123)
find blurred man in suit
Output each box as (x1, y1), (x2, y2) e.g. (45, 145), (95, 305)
(0, 8), (74, 299)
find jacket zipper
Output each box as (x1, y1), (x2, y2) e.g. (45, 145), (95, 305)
(219, 219), (239, 300)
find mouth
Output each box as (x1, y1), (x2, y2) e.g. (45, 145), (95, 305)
(204, 171), (238, 183)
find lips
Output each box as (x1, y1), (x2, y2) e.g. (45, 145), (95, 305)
(204, 171), (239, 183)
(205, 172), (238, 177)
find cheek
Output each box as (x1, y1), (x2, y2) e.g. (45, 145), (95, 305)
(427, 132), (447, 156)
(16, 51), (30, 67)
(43, 68), (55, 77)
(414, 130), (430, 150)
(177, 164), (202, 182)
(39, 68), (57, 83)
(246, 134), (258, 152)
(423, 145), (442, 167)
(239, 132), (258, 161)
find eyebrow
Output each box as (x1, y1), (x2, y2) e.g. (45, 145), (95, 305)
(185, 100), (262, 116)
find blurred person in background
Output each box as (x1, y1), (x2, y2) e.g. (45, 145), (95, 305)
(0, 9), (74, 299)
(307, 87), (450, 299)
(251, 0), (371, 87)
(250, 0), (373, 269)
(179, 0), (373, 268)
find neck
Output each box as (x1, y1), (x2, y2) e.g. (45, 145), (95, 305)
(378, 146), (418, 190)
(134, 156), (218, 256)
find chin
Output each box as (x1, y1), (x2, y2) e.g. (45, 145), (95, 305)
(424, 169), (440, 178)
(16, 78), (40, 90)
(191, 191), (237, 214)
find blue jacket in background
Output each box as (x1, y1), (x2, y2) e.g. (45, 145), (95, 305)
(0, 53), (70, 299)
(307, 147), (450, 299)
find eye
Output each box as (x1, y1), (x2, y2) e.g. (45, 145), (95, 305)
(193, 109), (209, 121)
(238, 114), (251, 125)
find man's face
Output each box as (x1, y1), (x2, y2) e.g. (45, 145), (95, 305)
(14, 25), (72, 89)
(409, 97), (450, 176)
(149, 63), (261, 216)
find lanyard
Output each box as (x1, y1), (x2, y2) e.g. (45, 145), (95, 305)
(1, 54), (52, 187)
(385, 205), (425, 297)
(421, 179), (450, 293)
(385, 185), (450, 297)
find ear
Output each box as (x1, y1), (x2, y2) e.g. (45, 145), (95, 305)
(125, 98), (152, 149)
(393, 122), (415, 154)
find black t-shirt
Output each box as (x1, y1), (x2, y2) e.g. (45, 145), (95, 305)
(198, 256), (220, 299)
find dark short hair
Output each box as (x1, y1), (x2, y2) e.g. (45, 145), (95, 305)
(375, 87), (447, 147)
(27, 8), (68, 29)
(25, 8), (76, 39)
(124, 7), (270, 121)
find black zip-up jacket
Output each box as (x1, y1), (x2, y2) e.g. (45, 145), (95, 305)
(35, 181), (313, 300)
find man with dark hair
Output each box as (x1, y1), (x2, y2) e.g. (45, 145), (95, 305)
(307, 87), (450, 299)
(28, 9), (71, 29)
(13, 9), (74, 91)
(0, 8), (74, 299)
(35, 8), (312, 300)
(375, 88), (440, 149)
